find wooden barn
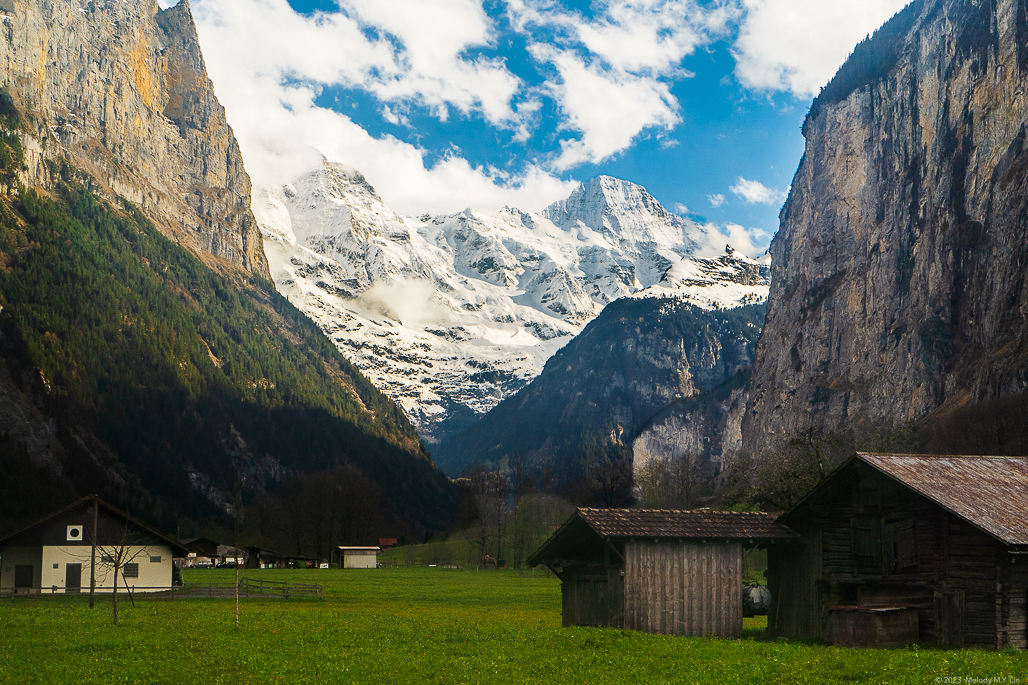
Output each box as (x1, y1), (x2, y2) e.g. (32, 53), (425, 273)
(768, 453), (1028, 649)
(528, 508), (796, 638)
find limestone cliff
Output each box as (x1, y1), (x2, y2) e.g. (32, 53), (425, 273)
(745, 0), (1028, 456)
(0, 0), (268, 277)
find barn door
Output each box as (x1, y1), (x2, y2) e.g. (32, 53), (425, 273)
(938, 590), (965, 647)
(65, 564), (82, 593)
(14, 565), (33, 589)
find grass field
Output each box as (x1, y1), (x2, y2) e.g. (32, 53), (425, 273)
(0, 568), (1024, 684)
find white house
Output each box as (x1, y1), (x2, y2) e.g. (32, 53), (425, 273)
(338, 546), (381, 569)
(0, 495), (188, 594)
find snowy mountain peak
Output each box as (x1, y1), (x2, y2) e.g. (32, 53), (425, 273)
(541, 175), (701, 272)
(255, 163), (770, 443)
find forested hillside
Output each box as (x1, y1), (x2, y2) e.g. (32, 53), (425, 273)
(0, 104), (456, 536)
(435, 297), (765, 492)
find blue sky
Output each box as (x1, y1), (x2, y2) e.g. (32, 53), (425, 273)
(185, 0), (911, 256)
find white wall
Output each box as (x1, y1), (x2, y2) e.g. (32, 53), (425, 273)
(0, 547), (43, 592)
(36, 545), (175, 594)
(342, 550), (377, 569)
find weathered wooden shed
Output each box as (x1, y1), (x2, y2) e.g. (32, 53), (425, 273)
(528, 508), (796, 638)
(768, 453), (1028, 649)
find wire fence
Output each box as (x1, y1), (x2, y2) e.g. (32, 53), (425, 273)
(1, 576), (322, 601)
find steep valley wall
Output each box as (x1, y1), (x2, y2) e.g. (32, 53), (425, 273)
(745, 0), (1028, 457)
(0, 0), (268, 277)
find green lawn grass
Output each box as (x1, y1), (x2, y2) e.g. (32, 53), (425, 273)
(0, 568), (1024, 684)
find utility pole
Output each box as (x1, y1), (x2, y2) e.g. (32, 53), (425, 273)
(88, 495), (98, 609)
(234, 484), (241, 631)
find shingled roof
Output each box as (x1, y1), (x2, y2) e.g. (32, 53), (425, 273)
(857, 453), (1028, 546)
(577, 508), (797, 540)
(528, 508), (795, 568)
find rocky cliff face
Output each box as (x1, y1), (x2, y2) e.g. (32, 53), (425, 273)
(633, 371), (750, 480)
(745, 0), (1028, 456)
(0, 0), (268, 277)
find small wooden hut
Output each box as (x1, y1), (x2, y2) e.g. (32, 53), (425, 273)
(528, 508), (796, 638)
(769, 453), (1028, 649)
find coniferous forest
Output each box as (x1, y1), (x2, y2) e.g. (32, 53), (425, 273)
(0, 99), (456, 537)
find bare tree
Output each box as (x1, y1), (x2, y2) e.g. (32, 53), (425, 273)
(508, 453), (535, 568)
(89, 527), (151, 626)
(590, 459), (634, 508)
(637, 452), (711, 510)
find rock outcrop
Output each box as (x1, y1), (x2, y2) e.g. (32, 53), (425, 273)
(744, 0), (1028, 456)
(0, 0), (268, 277)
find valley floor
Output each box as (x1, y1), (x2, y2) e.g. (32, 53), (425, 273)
(0, 568), (1023, 684)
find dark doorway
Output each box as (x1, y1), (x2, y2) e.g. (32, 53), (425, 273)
(65, 564), (82, 593)
(14, 564), (33, 588)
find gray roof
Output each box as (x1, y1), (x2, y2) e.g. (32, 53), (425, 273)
(858, 453), (1028, 546)
(577, 508), (797, 540)
(527, 508), (795, 568)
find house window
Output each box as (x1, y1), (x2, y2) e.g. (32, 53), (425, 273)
(852, 518), (881, 574)
(123, 563), (139, 579)
(149, 556), (162, 563)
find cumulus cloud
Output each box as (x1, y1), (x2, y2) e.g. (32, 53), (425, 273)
(673, 202), (690, 215)
(191, 0), (576, 214)
(730, 177), (788, 205)
(509, 0), (738, 168)
(732, 0), (911, 97)
(708, 193), (726, 208)
(340, 0), (523, 127)
(693, 222), (771, 259)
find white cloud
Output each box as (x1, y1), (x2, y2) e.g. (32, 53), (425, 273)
(673, 202), (690, 215)
(693, 222), (770, 259)
(340, 0), (523, 127)
(534, 44), (682, 169)
(732, 0), (911, 98)
(730, 177), (787, 205)
(708, 193), (726, 208)
(192, 0), (576, 214)
(509, 0), (737, 169)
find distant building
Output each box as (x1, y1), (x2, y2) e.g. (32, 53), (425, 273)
(338, 546), (380, 569)
(244, 547), (312, 569)
(0, 496), (187, 594)
(378, 538), (399, 551)
(216, 545), (246, 566)
(179, 537), (220, 567)
(528, 508), (796, 638)
(769, 453), (1028, 649)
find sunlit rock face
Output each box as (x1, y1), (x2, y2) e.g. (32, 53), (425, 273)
(0, 0), (268, 277)
(256, 162), (770, 444)
(744, 0), (1028, 456)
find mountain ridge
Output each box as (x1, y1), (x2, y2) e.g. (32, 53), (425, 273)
(256, 161), (771, 444)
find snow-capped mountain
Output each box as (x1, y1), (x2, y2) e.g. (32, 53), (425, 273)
(254, 161), (770, 443)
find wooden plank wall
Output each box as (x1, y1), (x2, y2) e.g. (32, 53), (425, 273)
(1000, 558), (1027, 649)
(623, 541), (742, 638)
(561, 566), (624, 629)
(943, 518), (999, 649)
(767, 527), (821, 640)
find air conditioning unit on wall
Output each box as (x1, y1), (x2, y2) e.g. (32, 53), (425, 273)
(67, 525), (83, 542)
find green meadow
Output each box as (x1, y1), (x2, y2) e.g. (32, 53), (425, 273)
(0, 568), (1024, 684)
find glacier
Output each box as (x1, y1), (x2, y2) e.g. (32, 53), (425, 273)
(254, 161), (770, 444)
